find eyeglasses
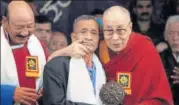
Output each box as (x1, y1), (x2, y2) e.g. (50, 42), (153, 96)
(103, 22), (131, 38)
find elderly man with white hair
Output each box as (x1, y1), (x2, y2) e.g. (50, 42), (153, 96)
(160, 15), (179, 105)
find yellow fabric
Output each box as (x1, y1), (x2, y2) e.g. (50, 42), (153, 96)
(99, 40), (110, 64)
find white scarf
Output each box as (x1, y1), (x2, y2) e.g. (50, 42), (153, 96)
(1, 26), (46, 105)
(66, 54), (106, 105)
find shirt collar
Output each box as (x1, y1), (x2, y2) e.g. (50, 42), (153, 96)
(173, 53), (179, 63)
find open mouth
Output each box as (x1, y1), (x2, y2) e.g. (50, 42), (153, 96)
(18, 36), (29, 40)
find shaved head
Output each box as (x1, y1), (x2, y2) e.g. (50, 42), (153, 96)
(8, 1), (34, 21)
(103, 6), (131, 24)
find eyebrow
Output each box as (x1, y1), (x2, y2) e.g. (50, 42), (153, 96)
(80, 28), (88, 31)
(105, 26), (113, 29)
(105, 25), (124, 29)
(117, 25), (125, 28)
(91, 29), (97, 32)
(146, 4), (152, 7)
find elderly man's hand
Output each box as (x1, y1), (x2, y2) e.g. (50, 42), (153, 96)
(156, 42), (168, 53)
(171, 67), (179, 84)
(48, 40), (91, 61)
(13, 87), (38, 105)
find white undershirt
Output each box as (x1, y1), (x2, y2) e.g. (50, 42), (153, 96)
(173, 53), (179, 63)
(11, 44), (24, 49)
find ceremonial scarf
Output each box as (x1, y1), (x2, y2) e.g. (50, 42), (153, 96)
(66, 54), (106, 105)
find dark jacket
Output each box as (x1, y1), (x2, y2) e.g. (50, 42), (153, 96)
(160, 46), (179, 105)
(43, 56), (91, 105)
(133, 21), (165, 45)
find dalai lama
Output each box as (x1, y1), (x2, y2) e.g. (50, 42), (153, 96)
(98, 6), (174, 105)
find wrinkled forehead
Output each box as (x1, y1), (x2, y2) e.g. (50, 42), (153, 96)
(103, 21), (130, 29)
(168, 22), (179, 31)
(10, 18), (34, 27)
(9, 12), (34, 25)
(75, 19), (99, 31)
(103, 14), (130, 28)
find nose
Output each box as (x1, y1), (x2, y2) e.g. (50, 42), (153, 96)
(41, 32), (47, 38)
(21, 28), (29, 36)
(172, 33), (179, 42)
(85, 32), (93, 41)
(143, 7), (148, 12)
(111, 32), (119, 40)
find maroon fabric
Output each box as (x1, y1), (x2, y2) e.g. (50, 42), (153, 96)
(104, 32), (173, 105)
(12, 41), (48, 89)
(12, 44), (36, 89)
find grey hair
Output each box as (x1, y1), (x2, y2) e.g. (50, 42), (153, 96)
(165, 15), (179, 31)
(73, 15), (97, 31)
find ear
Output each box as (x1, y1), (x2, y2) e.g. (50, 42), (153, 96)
(128, 22), (133, 34)
(2, 16), (8, 25)
(2, 16), (8, 30)
(71, 32), (77, 42)
(129, 22), (133, 29)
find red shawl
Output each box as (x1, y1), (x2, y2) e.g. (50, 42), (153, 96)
(12, 42), (49, 89)
(99, 32), (173, 105)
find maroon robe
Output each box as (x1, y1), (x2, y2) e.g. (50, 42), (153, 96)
(99, 32), (173, 105)
(12, 42), (49, 89)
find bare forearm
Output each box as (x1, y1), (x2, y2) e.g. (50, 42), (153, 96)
(48, 47), (71, 61)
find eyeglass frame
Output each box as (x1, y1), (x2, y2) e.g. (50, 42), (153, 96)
(103, 21), (131, 39)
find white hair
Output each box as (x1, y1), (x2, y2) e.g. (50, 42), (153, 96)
(165, 15), (179, 31)
(73, 15), (97, 31)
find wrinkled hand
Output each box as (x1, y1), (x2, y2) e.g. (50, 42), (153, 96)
(70, 40), (95, 58)
(171, 67), (179, 84)
(13, 87), (38, 105)
(48, 40), (91, 61)
(156, 42), (168, 53)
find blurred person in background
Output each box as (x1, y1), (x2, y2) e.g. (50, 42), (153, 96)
(48, 31), (68, 54)
(130, 0), (165, 48)
(160, 15), (179, 105)
(91, 9), (104, 41)
(35, 15), (52, 47)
